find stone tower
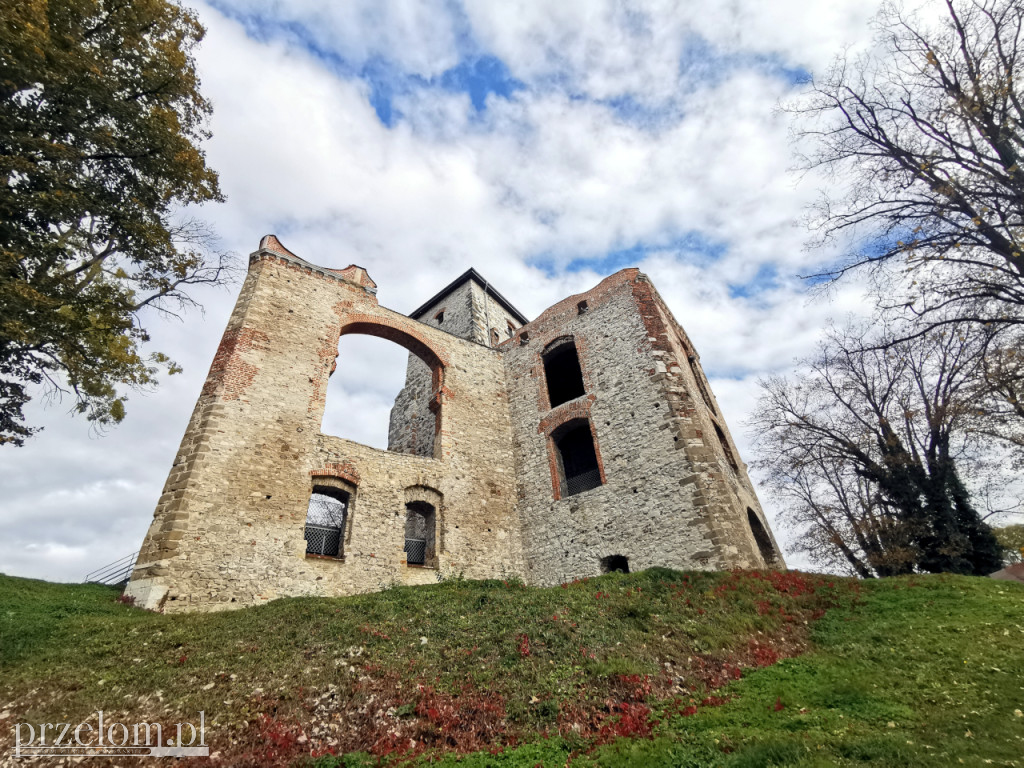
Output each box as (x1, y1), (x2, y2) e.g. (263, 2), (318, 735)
(125, 236), (782, 612)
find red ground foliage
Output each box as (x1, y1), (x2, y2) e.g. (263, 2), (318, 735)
(173, 570), (858, 765)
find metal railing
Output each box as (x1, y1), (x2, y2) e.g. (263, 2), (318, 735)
(84, 551), (139, 586)
(305, 523), (342, 558)
(564, 468), (602, 497)
(405, 538), (427, 565)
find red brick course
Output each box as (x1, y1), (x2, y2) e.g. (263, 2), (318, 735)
(202, 326), (269, 400)
(311, 462), (361, 486)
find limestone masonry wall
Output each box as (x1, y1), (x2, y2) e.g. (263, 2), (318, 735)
(126, 236), (782, 612)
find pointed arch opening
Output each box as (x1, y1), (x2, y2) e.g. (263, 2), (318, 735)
(712, 421), (739, 473)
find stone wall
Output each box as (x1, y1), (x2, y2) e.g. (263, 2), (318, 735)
(629, 277), (782, 569)
(410, 279), (477, 341)
(470, 282), (523, 347)
(391, 274), (525, 454)
(126, 237), (781, 613)
(388, 355), (435, 457)
(126, 238), (524, 612)
(500, 270), (781, 585)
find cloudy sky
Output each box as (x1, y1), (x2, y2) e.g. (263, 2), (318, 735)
(1, 0), (906, 583)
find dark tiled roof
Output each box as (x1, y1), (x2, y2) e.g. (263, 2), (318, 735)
(409, 268), (528, 325)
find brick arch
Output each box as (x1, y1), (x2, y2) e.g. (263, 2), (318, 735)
(542, 335), (576, 355)
(310, 462), (360, 487)
(339, 315), (448, 391)
(537, 394), (595, 437)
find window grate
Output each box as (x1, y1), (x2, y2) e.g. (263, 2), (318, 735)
(564, 468), (602, 497)
(405, 538), (427, 565)
(305, 523), (342, 557)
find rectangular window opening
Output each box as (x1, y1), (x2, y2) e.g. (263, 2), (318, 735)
(556, 422), (603, 497)
(405, 501), (436, 567)
(544, 340), (586, 408)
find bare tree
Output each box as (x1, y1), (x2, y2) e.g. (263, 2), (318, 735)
(788, 0), (1024, 331)
(969, 331), (1024, 458)
(750, 319), (1005, 577)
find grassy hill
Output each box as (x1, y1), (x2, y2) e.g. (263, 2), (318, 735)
(1, 569), (1021, 766)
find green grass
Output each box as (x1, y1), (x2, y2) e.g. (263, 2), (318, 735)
(1, 570), (1021, 766)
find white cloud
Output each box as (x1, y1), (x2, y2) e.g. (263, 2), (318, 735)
(208, 0), (462, 77)
(463, 0), (886, 103)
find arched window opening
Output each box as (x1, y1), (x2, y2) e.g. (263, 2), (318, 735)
(404, 501), (436, 566)
(600, 554), (629, 573)
(321, 335), (410, 449)
(322, 323), (445, 458)
(543, 338), (585, 408)
(747, 508), (778, 565)
(713, 422), (739, 472)
(305, 487), (348, 558)
(554, 421), (603, 497)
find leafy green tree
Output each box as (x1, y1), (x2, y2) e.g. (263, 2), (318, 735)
(0, 0), (228, 445)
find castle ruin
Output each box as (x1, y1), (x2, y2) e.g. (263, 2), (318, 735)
(124, 236), (783, 612)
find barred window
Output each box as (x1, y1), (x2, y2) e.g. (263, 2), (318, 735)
(304, 487), (348, 558)
(404, 501), (436, 566)
(554, 421), (603, 497)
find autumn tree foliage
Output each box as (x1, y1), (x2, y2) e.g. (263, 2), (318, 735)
(971, 336), (1024, 457)
(750, 321), (1005, 578)
(993, 522), (1024, 562)
(0, 0), (228, 445)
(789, 0), (1024, 330)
